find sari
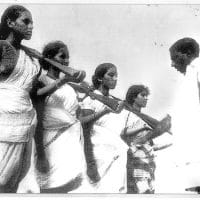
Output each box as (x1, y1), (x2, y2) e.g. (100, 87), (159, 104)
(36, 76), (86, 192)
(0, 49), (40, 193)
(80, 90), (128, 193)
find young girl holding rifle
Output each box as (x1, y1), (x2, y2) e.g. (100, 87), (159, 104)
(121, 85), (171, 194)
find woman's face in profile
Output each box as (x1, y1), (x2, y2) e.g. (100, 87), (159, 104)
(102, 67), (118, 89)
(134, 91), (148, 108)
(54, 47), (69, 67)
(10, 11), (33, 40)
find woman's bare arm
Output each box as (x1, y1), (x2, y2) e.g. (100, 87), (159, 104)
(37, 76), (72, 96)
(79, 108), (110, 124)
(132, 115), (171, 144)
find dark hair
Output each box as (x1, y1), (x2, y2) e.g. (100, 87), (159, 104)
(39, 40), (69, 70)
(126, 84), (150, 105)
(92, 63), (117, 89)
(169, 37), (199, 74)
(0, 5), (28, 39)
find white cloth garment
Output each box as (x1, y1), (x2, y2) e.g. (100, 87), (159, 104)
(80, 90), (129, 193)
(0, 49), (40, 193)
(36, 76), (87, 190)
(155, 58), (200, 194)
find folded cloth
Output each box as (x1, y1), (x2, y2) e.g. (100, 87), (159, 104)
(0, 83), (37, 143)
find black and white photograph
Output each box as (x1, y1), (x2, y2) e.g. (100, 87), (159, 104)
(0, 1), (200, 198)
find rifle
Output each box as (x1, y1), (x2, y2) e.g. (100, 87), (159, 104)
(21, 45), (86, 83)
(68, 82), (121, 111)
(68, 82), (172, 135)
(124, 102), (172, 135)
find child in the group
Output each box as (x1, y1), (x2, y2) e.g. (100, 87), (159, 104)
(121, 84), (171, 194)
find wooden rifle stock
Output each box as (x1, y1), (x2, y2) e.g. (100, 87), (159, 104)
(21, 45), (86, 82)
(124, 103), (172, 135)
(44, 58), (86, 82)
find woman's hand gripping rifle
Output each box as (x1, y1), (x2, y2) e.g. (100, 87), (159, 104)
(125, 102), (172, 136)
(20, 45), (86, 83)
(69, 81), (173, 136)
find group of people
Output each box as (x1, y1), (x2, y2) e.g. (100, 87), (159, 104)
(0, 4), (199, 194)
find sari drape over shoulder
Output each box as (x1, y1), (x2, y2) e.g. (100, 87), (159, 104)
(0, 83), (36, 143)
(80, 90), (128, 193)
(0, 49), (40, 192)
(36, 76), (86, 190)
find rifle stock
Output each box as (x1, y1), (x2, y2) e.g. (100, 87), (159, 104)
(139, 113), (172, 135)
(44, 58), (85, 80)
(125, 103), (172, 135)
(21, 45), (86, 83)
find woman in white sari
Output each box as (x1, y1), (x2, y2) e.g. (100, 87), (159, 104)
(79, 63), (129, 193)
(0, 5), (40, 193)
(35, 41), (87, 193)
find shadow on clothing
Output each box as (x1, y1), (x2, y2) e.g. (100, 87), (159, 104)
(40, 174), (83, 193)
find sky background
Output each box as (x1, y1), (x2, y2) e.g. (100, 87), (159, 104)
(2, 3), (200, 119)
(1, 3), (200, 194)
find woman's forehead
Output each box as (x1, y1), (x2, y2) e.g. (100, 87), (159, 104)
(107, 67), (117, 73)
(140, 90), (148, 96)
(58, 47), (69, 56)
(18, 10), (32, 20)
